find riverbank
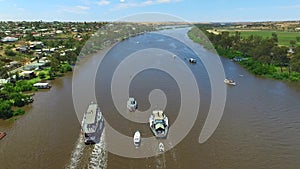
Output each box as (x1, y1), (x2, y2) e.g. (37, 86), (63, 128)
(188, 27), (300, 82)
(0, 23), (158, 120)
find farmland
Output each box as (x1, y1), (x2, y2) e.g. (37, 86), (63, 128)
(212, 29), (300, 46)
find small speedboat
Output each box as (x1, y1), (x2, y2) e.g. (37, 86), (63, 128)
(224, 78), (236, 86)
(133, 130), (141, 147)
(159, 142), (164, 152)
(127, 97), (137, 112)
(189, 58), (197, 63)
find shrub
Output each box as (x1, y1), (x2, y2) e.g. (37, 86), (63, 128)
(39, 72), (46, 79)
(0, 100), (13, 119)
(13, 109), (25, 116)
(4, 49), (16, 56)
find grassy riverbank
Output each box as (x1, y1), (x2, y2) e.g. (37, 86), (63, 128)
(188, 27), (300, 82)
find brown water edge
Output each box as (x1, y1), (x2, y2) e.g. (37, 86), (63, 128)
(0, 72), (81, 169)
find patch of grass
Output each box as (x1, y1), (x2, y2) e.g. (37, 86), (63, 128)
(188, 27), (216, 52)
(27, 77), (41, 84)
(225, 30), (300, 46)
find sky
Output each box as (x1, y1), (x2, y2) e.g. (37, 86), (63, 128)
(0, 0), (300, 22)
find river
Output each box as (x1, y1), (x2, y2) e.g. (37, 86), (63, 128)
(0, 28), (300, 169)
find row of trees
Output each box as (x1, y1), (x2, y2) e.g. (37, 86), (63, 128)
(205, 29), (300, 74)
(0, 81), (34, 119)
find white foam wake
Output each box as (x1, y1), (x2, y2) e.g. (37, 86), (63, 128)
(88, 130), (107, 169)
(66, 134), (85, 169)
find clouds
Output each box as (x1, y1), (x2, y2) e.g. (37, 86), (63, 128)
(113, 0), (182, 10)
(279, 4), (300, 9)
(96, 0), (110, 6)
(60, 5), (90, 14)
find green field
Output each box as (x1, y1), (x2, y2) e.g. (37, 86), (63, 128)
(226, 30), (300, 46)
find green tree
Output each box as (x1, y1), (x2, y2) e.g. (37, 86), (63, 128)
(38, 72), (46, 79)
(0, 100), (13, 119)
(290, 40), (296, 47)
(272, 46), (289, 72)
(290, 53), (300, 72)
(15, 80), (34, 92)
(13, 109), (25, 116)
(4, 49), (17, 56)
(24, 32), (35, 41)
(272, 32), (278, 43)
(48, 56), (60, 72)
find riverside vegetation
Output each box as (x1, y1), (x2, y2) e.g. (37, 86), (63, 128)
(188, 24), (300, 82)
(0, 21), (157, 120)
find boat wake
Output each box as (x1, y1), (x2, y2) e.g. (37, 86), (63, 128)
(168, 142), (179, 167)
(88, 130), (107, 169)
(66, 134), (85, 169)
(155, 152), (166, 169)
(66, 130), (107, 169)
(155, 142), (166, 169)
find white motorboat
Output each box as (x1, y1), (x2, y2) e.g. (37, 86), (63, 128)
(133, 130), (141, 147)
(149, 110), (169, 139)
(189, 58), (197, 63)
(127, 97), (137, 112)
(224, 78), (236, 86)
(159, 142), (164, 152)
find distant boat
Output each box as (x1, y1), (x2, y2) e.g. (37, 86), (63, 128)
(159, 142), (164, 152)
(224, 79), (236, 86)
(189, 58), (197, 63)
(149, 110), (169, 139)
(133, 130), (141, 147)
(81, 102), (104, 145)
(127, 97), (137, 112)
(0, 131), (6, 140)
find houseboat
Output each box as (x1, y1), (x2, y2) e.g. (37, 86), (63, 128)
(33, 82), (52, 89)
(81, 102), (104, 144)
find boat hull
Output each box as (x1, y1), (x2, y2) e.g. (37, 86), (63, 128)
(133, 131), (141, 147)
(127, 98), (138, 112)
(159, 143), (165, 152)
(224, 79), (236, 85)
(149, 114), (169, 139)
(127, 104), (137, 112)
(150, 127), (168, 139)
